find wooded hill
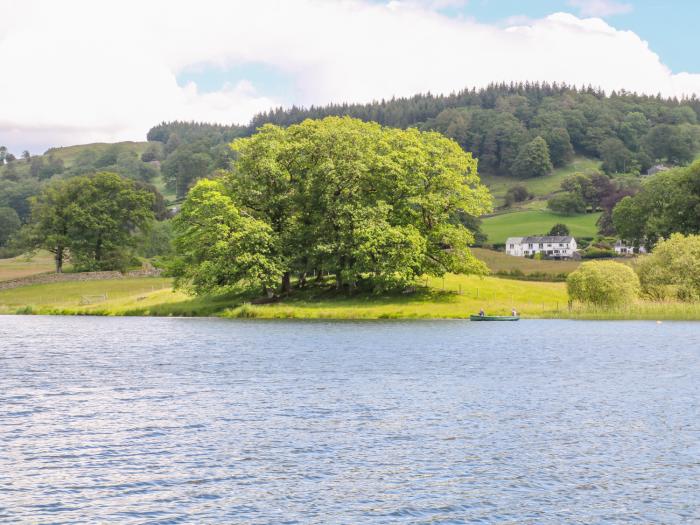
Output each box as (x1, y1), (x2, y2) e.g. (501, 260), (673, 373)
(152, 82), (700, 181)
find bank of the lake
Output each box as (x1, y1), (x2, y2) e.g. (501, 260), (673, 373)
(2, 274), (700, 320)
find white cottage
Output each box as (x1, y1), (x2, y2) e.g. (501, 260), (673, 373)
(505, 236), (577, 259)
(614, 240), (646, 255)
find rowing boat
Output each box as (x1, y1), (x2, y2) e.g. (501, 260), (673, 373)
(469, 315), (520, 321)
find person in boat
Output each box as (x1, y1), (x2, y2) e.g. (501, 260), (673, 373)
(511, 308), (518, 317)
(479, 308), (485, 316)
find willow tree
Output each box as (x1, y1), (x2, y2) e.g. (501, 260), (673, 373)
(174, 116), (492, 295)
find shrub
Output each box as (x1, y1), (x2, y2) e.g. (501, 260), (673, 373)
(504, 185), (532, 207)
(567, 260), (639, 306)
(547, 193), (586, 215)
(582, 248), (615, 259)
(636, 233), (700, 301)
(548, 223), (570, 236)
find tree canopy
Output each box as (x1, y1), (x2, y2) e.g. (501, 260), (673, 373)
(25, 172), (154, 272)
(567, 260), (640, 306)
(636, 233), (700, 301)
(613, 161), (700, 247)
(172, 117), (492, 295)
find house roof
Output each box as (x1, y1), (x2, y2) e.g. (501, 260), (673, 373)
(521, 236), (574, 243)
(505, 237), (523, 245)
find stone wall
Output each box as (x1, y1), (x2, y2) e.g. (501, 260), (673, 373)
(0, 268), (163, 291)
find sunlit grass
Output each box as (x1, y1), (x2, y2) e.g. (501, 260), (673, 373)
(481, 210), (601, 244)
(0, 251), (73, 282)
(2, 273), (699, 320)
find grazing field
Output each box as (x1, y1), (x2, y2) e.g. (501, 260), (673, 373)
(472, 247), (581, 275)
(45, 141), (152, 164)
(0, 251), (65, 282)
(479, 156), (601, 204)
(0, 278), (173, 314)
(0, 274), (567, 318)
(481, 210), (601, 244)
(2, 273), (698, 320)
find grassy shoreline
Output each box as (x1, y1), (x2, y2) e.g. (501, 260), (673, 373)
(2, 274), (699, 321)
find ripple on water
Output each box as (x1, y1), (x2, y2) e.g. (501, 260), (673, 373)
(0, 317), (699, 523)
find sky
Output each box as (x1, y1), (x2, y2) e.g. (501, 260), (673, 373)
(2, 0), (700, 153)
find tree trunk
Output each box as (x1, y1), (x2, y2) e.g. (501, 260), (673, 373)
(335, 270), (342, 290)
(281, 272), (291, 294)
(315, 268), (323, 283)
(298, 272), (307, 288)
(54, 247), (63, 274)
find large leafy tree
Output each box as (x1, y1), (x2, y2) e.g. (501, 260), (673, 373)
(174, 117), (492, 295)
(172, 179), (283, 295)
(0, 207), (21, 247)
(613, 161), (700, 247)
(512, 136), (553, 179)
(26, 172), (154, 272)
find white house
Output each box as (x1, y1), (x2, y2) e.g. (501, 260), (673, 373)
(505, 236), (577, 259)
(614, 240), (646, 255)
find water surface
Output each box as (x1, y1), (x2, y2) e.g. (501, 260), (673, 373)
(1, 317), (699, 523)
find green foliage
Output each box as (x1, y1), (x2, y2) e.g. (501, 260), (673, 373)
(612, 161), (700, 247)
(504, 184), (532, 207)
(174, 117), (492, 295)
(0, 206), (21, 247)
(26, 172), (154, 272)
(172, 179), (283, 294)
(548, 223), (570, 236)
(547, 193), (586, 215)
(135, 219), (174, 258)
(161, 146), (211, 198)
(567, 260), (640, 306)
(512, 136), (553, 179)
(636, 233), (700, 301)
(581, 248), (615, 259)
(541, 127), (574, 167)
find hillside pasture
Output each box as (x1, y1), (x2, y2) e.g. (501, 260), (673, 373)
(472, 247), (580, 276)
(481, 210), (601, 244)
(479, 156), (601, 205)
(0, 251), (64, 282)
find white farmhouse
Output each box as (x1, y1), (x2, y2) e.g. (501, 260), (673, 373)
(614, 240), (646, 255)
(505, 236), (577, 259)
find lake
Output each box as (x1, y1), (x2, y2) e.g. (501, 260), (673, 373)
(1, 317), (699, 523)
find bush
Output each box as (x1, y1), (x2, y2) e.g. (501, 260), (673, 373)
(636, 233), (700, 301)
(582, 248), (615, 259)
(504, 185), (532, 207)
(567, 260), (639, 306)
(547, 193), (586, 215)
(548, 223), (570, 236)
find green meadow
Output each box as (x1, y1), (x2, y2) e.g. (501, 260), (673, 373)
(481, 209), (601, 244)
(479, 156), (601, 205)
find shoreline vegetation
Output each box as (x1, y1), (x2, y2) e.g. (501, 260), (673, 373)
(2, 274), (700, 321)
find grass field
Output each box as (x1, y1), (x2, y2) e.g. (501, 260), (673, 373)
(0, 251), (67, 282)
(45, 141), (152, 164)
(2, 273), (698, 320)
(0, 274), (567, 318)
(472, 247), (581, 275)
(0, 278), (173, 314)
(481, 210), (601, 244)
(479, 156), (601, 204)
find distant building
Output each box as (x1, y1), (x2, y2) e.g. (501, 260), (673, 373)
(505, 236), (577, 259)
(614, 240), (646, 255)
(645, 164), (669, 177)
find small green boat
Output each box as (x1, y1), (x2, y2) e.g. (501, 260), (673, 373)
(470, 315), (520, 321)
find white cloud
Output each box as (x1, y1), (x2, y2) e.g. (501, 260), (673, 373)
(568, 0), (633, 17)
(1, 0), (697, 153)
